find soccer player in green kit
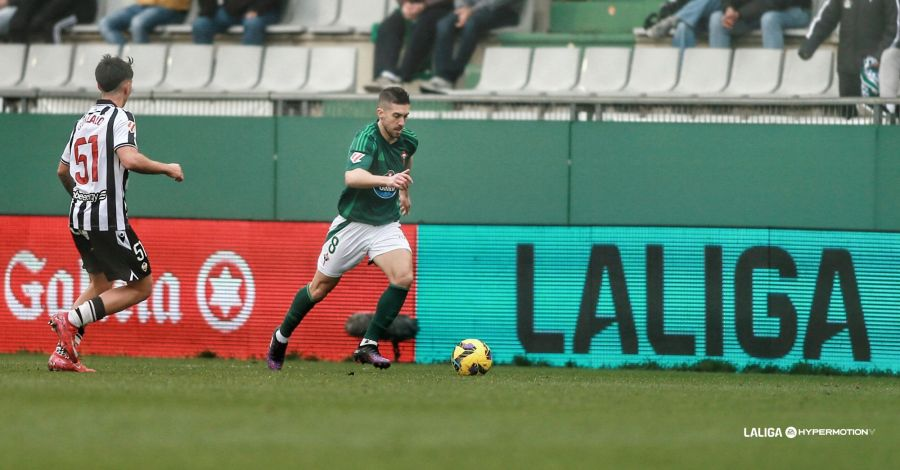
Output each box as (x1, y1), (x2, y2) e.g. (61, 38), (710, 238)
(267, 87), (417, 370)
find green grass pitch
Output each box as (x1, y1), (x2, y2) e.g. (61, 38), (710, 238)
(1, 354), (897, 469)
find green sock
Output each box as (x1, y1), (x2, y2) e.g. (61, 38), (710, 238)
(278, 285), (317, 339)
(364, 284), (409, 342)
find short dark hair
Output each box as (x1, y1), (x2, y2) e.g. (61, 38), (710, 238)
(378, 86), (410, 107)
(96, 55), (134, 93)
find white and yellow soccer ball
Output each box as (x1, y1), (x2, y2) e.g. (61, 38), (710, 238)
(451, 339), (493, 376)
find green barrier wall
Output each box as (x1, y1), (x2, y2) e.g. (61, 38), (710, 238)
(3, 114), (80, 216)
(571, 123), (878, 229)
(3, 115), (275, 221)
(3, 115), (900, 231)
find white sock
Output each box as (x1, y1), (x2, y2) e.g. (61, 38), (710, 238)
(275, 330), (289, 344)
(67, 299), (104, 328)
(359, 338), (378, 347)
(67, 305), (87, 328)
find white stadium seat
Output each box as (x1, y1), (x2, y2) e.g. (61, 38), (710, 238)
(571, 47), (632, 95)
(619, 47), (681, 96)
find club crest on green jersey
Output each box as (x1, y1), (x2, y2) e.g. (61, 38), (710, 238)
(374, 170), (397, 199)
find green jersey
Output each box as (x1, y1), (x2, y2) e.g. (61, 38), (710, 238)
(337, 121), (418, 225)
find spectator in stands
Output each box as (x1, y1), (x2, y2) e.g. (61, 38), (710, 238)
(193, 0), (281, 46)
(646, 0), (721, 48)
(364, 0), (454, 93)
(420, 0), (523, 93)
(8, 0), (96, 43)
(799, 0), (897, 98)
(708, 0), (810, 49)
(99, 0), (191, 45)
(0, 0), (18, 40)
(880, 44), (900, 114)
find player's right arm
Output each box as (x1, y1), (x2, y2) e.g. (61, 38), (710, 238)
(117, 146), (184, 182)
(58, 126), (75, 196)
(345, 168), (411, 189)
(57, 161), (75, 196)
(344, 131), (410, 189)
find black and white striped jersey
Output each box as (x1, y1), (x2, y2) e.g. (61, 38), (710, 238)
(60, 99), (137, 231)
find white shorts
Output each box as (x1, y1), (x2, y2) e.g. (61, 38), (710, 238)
(316, 215), (411, 278)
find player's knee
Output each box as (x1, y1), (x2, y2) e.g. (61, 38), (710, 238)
(93, 279), (115, 293)
(390, 270), (414, 289)
(308, 281), (335, 302)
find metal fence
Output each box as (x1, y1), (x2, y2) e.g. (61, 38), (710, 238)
(3, 94), (899, 125)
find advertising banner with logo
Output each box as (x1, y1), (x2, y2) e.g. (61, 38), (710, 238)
(416, 226), (900, 372)
(1, 216), (417, 361)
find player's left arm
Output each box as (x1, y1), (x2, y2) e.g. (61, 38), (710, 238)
(399, 155), (413, 216)
(117, 146), (184, 182)
(112, 112), (183, 181)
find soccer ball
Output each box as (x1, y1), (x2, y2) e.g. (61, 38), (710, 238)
(451, 339), (493, 376)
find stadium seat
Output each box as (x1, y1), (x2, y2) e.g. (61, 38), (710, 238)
(514, 47), (580, 94)
(298, 46), (358, 93)
(154, 44), (213, 94)
(268, 0), (338, 34)
(570, 47), (632, 95)
(619, 47), (681, 96)
(0, 44), (27, 89)
(310, 0), (387, 35)
(824, 66), (839, 97)
(448, 47), (532, 95)
(254, 46), (311, 94)
(718, 48), (783, 96)
(42, 43), (122, 96)
(662, 48), (731, 96)
(122, 43), (169, 97)
(771, 48), (834, 97)
(493, 0), (535, 34)
(0, 44), (74, 97)
(204, 45), (264, 92)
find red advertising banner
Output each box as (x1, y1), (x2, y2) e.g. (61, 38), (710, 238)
(1, 216), (417, 362)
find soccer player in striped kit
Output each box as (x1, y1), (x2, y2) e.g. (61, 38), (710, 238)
(50, 55), (184, 372)
(267, 87), (417, 370)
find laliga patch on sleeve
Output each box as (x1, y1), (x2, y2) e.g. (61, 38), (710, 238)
(350, 152), (366, 163)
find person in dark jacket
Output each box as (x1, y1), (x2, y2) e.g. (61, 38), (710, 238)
(193, 0), (281, 45)
(420, 0), (524, 92)
(799, 0), (898, 97)
(709, 0), (811, 48)
(364, 0), (454, 93)
(8, 0), (96, 43)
